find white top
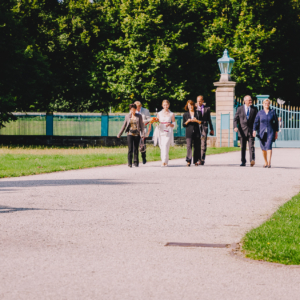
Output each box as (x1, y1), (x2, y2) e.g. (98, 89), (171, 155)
(158, 110), (174, 136)
(152, 110), (175, 146)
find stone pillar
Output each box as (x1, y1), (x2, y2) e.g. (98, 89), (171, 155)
(213, 81), (236, 147)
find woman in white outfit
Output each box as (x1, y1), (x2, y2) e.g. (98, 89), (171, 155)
(153, 100), (176, 167)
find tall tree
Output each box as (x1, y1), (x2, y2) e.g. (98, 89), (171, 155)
(0, 0), (50, 127)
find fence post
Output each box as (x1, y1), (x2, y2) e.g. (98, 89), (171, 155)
(176, 115), (181, 137)
(46, 112), (53, 136)
(214, 81), (236, 147)
(101, 114), (109, 136)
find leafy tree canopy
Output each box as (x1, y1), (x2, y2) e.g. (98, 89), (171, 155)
(1, 0), (300, 126)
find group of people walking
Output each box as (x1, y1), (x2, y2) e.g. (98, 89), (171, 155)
(117, 95), (279, 168)
(117, 96), (214, 167)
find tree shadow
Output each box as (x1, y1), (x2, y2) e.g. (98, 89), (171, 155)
(0, 205), (80, 214)
(0, 179), (136, 191)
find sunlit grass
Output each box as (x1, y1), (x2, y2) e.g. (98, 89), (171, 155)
(0, 145), (238, 178)
(242, 192), (300, 265)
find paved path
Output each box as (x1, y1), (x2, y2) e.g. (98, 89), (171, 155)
(1, 149), (300, 300)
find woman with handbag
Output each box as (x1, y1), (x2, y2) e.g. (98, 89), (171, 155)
(253, 98), (279, 168)
(117, 103), (144, 167)
(182, 100), (202, 166)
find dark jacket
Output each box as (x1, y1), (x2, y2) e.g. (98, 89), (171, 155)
(254, 109), (279, 140)
(196, 106), (214, 132)
(233, 105), (258, 138)
(117, 113), (144, 138)
(182, 111), (200, 138)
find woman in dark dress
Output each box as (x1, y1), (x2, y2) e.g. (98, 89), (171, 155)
(182, 100), (202, 166)
(253, 99), (279, 168)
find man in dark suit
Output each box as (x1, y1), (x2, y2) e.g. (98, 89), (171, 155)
(233, 95), (258, 167)
(196, 95), (214, 165)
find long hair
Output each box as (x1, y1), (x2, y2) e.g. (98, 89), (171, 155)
(184, 100), (195, 111)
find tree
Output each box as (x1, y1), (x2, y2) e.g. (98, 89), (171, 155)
(0, 0), (50, 127)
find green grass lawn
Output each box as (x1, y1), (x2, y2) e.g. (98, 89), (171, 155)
(242, 192), (300, 265)
(0, 146), (238, 178)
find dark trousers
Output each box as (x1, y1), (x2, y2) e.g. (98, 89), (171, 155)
(200, 126), (208, 162)
(240, 133), (255, 164)
(127, 135), (140, 165)
(186, 135), (200, 164)
(141, 151), (146, 160)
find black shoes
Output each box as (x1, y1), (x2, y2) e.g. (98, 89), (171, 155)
(142, 158), (147, 164)
(134, 163), (139, 167)
(240, 163), (246, 167)
(128, 164), (132, 168)
(200, 161), (205, 165)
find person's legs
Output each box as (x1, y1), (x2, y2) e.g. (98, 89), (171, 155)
(160, 136), (171, 165)
(240, 135), (247, 164)
(267, 150), (272, 166)
(262, 150), (268, 166)
(186, 138), (192, 163)
(249, 135), (255, 166)
(133, 136), (140, 166)
(165, 138), (171, 165)
(193, 136), (200, 164)
(160, 136), (166, 164)
(141, 150), (146, 164)
(127, 135), (134, 166)
(200, 135), (207, 162)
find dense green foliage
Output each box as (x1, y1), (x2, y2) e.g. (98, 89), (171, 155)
(0, 146), (238, 177)
(243, 192), (300, 265)
(1, 0), (300, 124)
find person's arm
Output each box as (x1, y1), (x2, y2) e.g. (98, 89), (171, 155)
(170, 113), (175, 128)
(207, 108), (214, 135)
(117, 118), (127, 138)
(233, 108), (240, 133)
(182, 113), (189, 127)
(139, 115), (145, 137)
(273, 110), (279, 140)
(253, 113), (260, 137)
(143, 109), (151, 124)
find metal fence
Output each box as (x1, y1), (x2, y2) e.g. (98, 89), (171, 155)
(0, 113), (217, 137)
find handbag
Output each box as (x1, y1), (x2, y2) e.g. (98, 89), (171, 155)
(139, 138), (146, 152)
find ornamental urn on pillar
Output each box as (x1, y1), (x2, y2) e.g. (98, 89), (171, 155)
(214, 49), (236, 147)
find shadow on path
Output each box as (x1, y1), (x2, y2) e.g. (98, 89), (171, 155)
(0, 205), (80, 214)
(0, 179), (136, 191)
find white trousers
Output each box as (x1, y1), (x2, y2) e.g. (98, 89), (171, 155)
(159, 135), (171, 164)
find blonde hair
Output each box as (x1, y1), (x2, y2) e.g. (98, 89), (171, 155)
(263, 98), (271, 104)
(162, 99), (170, 106)
(134, 101), (142, 106)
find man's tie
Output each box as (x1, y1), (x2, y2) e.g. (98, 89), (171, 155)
(247, 107), (250, 119)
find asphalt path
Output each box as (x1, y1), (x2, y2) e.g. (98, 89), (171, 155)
(1, 148), (300, 300)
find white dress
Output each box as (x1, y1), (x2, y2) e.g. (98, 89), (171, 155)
(153, 110), (175, 165)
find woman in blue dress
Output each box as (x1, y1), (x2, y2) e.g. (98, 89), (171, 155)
(253, 99), (279, 168)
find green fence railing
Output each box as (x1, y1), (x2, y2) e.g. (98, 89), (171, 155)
(0, 113), (216, 137)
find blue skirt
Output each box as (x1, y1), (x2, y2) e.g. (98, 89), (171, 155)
(259, 132), (274, 150)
